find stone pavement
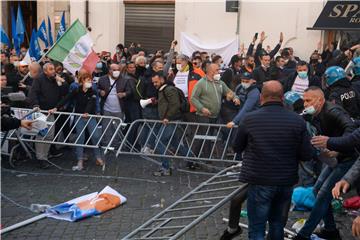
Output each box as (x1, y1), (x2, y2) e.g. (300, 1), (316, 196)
(1, 148), (357, 240)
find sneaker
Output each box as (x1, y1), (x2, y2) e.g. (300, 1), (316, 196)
(48, 149), (64, 159)
(220, 226), (242, 240)
(314, 228), (342, 240)
(291, 234), (310, 240)
(38, 160), (51, 169)
(153, 168), (172, 176)
(141, 146), (154, 154)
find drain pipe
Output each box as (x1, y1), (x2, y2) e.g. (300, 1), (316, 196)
(85, 0), (89, 29)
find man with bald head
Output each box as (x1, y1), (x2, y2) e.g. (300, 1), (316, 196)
(293, 86), (357, 240)
(97, 63), (124, 145)
(233, 80), (312, 239)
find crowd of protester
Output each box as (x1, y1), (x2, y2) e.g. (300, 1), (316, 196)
(1, 31), (360, 240)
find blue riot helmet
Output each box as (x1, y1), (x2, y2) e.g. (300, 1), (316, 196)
(284, 91), (304, 114)
(353, 57), (360, 76)
(324, 66), (346, 86)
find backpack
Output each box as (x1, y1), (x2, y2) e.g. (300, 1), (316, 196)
(163, 85), (190, 113)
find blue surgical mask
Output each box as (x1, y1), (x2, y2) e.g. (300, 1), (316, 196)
(302, 106), (316, 115)
(298, 71), (308, 79)
(96, 62), (103, 69)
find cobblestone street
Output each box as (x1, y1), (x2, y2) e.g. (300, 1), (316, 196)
(1, 149), (356, 240)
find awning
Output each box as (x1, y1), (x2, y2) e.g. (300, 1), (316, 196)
(307, 1), (360, 31)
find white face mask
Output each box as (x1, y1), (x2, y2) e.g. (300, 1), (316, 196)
(176, 64), (182, 71)
(84, 82), (92, 89)
(241, 82), (252, 89)
(213, 73), (221, 81)
(56, 80), (63, 86)
(302, 106), (316, 115)
(112, 71), (120, 79)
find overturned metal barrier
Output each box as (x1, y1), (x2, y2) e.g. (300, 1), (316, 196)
(122, 164), (246, 240)
(116, 119), (239, 166)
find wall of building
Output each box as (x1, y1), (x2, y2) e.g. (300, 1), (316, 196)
(175, 0), (326, 61)
(70, 0), (125, 54)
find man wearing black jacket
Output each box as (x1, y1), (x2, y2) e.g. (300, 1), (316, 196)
(234, 81), (312, 240)
(253, 54), (271, 89)
(294, 87), (357, 240)
(29, 62), (69, 168)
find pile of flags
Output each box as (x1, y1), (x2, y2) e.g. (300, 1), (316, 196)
(0, 5), (67, 62)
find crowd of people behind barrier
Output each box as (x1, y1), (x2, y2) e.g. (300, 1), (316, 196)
(1, 31), (360, 239)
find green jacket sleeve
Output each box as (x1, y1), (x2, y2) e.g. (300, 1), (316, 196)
(163, 86), (180, 120)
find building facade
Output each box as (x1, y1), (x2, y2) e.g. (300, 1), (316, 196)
(1, 0), (359, 60)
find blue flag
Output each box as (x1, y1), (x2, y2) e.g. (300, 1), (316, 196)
(0, 25), (10, 47)
(29, 29), (41, 61)
(56, 12), (66, 41)
(16, 5), (25, 44)
(38, 20), (49, 48)
(47, 16), (54, 46)
(11, 6), (20, 55)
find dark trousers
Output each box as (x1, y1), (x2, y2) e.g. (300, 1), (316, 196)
(228, 185), (248, 229)
(191, 115), (217, 158)
(247, 184), (293, 240)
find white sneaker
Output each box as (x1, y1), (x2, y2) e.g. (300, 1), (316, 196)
(141, 146), (153, 154)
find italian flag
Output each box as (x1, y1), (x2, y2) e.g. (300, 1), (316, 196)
(46, 19), (99, 75)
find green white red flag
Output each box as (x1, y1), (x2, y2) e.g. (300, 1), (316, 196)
(46, 19), (99, 74)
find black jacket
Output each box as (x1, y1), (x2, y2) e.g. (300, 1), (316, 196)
(28, 73), (69, 110)
(234, 102), (312, 186)
(327, 128), (360, 152)
(142, 68), (158, 106)
(282, 71), (322, 93)
(221, 67), (242, 91)
(1, 115), (21, 131)
(328, 79), (360, 119)
(312, 101), (358, 162)
(253, 66), (270, 89)
(56, 87), (97, 114)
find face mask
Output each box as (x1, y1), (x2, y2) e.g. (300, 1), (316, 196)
(176, 64), (182, 71)
(213, 73), (221, 81)
(302, 105), (316, 115)
(284, 59), (289, 64)
(21, 51), (26, 56)
(241, 82), (251, 89)
(84, 82), (92, 89)
(96, 62), (103, 69)
(112, 71), (120, 78)
(56, 80), (63, 86)
(220, 63), (226, 69)
(116, 49), (120, 53)
(13, 61), (19, 67)
(298, 71), (308, 79)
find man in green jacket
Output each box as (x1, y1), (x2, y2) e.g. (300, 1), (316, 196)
(151, 71), (189, 176)
(190, 63), (239, 162)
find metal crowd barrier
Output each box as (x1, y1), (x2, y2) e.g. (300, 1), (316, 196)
(122, 164), (246, 240)
(1, 108), (126, 167)
(116, 119), (240, 168)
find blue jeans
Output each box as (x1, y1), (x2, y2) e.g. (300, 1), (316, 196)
(298, 160), (355, 237)
(140, 107), (160, 149)
(74, 117), (102, 161)
(154, 123), (189, 169)
(247, 184), (293, 240)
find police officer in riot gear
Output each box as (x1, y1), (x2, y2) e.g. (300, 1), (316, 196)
(324, 66), (360, 123)
(351, 56), (360, 94)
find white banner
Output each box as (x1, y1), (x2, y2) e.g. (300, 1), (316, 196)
(180, 32), (238, 65)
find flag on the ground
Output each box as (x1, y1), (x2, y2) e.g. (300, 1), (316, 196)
(16, 5), (25, 44)
(0, 25), (10, 47)
(46, 19), (99, 75)
(56, 12), (66, 41)
(47, 16), (54, 46)
(29, 29), (41, 61)
(38, 20), (49, 48)
(11, 6), (20, 55)
(47, 186), (127, 222)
